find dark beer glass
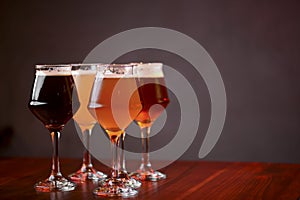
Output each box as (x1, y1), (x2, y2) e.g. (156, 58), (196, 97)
(28, 65), (76, 192)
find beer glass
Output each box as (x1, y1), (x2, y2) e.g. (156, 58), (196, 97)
(130, 63), (170, 181)
(68, 64), (107, 181)
(28, 65), (76, 192)
(118, 132), (142, 189)
(88, 64), (142, 197)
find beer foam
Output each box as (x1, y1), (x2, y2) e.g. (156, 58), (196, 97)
(35, 64), (72, 75)
(95, 64), (135, 78)
(94, 63), (164, 78)
(133, 63), (164, 78)
(35, 70), (72, 76)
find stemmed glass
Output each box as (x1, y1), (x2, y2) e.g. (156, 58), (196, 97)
(118, 132), (142, 188)
(68, 64), (107, 181)
(88, 64), (142, 197)
(28, 64), (76, 192)
(130, 63), (170, 181)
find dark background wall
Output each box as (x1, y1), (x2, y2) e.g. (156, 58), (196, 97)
(1, 0), (300, 163)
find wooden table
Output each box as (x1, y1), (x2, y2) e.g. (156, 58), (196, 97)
(1, 158), (300, 199)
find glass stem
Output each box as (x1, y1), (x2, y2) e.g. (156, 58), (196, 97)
(111, 136), (121, 179)
(120, 133), (127, 173)
(82, 129), (92, 169)
(50, 131), (62, 178)
(140, 126), (152, 172)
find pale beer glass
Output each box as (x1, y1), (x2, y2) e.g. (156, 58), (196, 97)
(68, 64), (107, 181)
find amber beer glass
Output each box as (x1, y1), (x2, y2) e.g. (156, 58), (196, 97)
(131, 63), (170, 181)
(68, 64), (107, 181)
(28, 65), (76, 192)
(88, 64), (142, 197)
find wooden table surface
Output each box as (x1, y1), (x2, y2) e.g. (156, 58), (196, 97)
(1, 158), (300, 200)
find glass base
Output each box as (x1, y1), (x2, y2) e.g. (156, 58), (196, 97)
(34, 176), (76, 192)
(118, 170), (142, 189)
(93, 178), (138, 197)
(69, 167), (107, 182)
(124, 177), (142, 189)
(130, 170), (166, 181)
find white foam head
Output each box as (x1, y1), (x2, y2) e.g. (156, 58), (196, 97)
(35, 64), (72, 76)
(94, 63), (164, 78)
(133, 62), (164, 78)
(96, 64), (136, 78)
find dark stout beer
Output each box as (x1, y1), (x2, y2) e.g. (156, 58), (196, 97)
(28, 73), (76, 130)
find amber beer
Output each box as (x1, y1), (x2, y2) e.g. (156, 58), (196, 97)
(135, 78), (169, 127)
(28, 71), (75, 130)
(90, 77), (142, 139)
